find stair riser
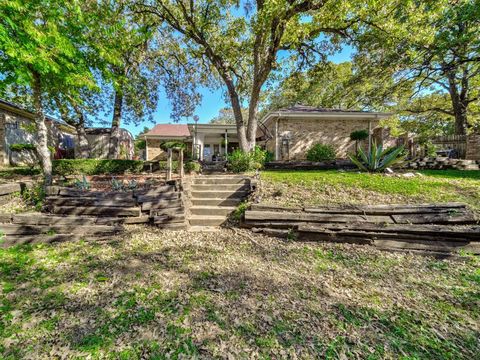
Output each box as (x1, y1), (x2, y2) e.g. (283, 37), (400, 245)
(193, 178), (249, 185)
(189, 217), (227, 226)
(192, 184), (249, 191)
(191, 198), (243, 206)
(190, 207), (235, 216)
(191, 191), (249, 199)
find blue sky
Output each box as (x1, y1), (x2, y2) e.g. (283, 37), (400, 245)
(124, 45), (354, 137)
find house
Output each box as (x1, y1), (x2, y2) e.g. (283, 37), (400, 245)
(258, 105), (392, 160)
(144, 105), (392, 162)
(83, 128), (134, 160)
(0, 99), (135, 165)
(144, 123), (239, 161)
(0, 99), (76, 166)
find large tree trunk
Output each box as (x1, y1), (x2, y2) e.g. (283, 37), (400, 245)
(31, 70), (53, 186)
(447, 70), (468, 136)
(109, 90), (123, 159)
(246, 82), (262, 151)
(224, 78), (250, 152)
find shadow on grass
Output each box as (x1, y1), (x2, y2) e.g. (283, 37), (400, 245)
(1, 233), (479, 359)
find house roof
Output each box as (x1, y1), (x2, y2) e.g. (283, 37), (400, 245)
(145, 124), (191, 138)
(0, 98), (75, 133)
(261, 104), (392, 126)
(277, 104), (373, 113)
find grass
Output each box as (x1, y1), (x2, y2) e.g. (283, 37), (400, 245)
(260, 169), (480, 212)
(0, 227), (479, 358)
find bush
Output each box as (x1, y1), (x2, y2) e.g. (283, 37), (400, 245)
(53, 159), (144, 176)
(265, 150), (274, 163)
(185, 160), (201, 173)
(306, 143), (336, 162)
(22, 184), (45, 211)
(227, 150), (251, 173)
(349, 129), (369, 141)
(9, 143), (36, 152)
(227, 146), (268, 173)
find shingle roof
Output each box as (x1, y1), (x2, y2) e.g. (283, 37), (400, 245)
(145, 124), (191, 137)
(278, 104), (369, 113)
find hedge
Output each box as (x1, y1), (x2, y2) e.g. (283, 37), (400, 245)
(53, 159), (145, 176)
(9, 143), (36, 152)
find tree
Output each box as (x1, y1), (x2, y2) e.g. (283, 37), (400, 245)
(354, 0), (480, 135)
(137, 0), (364, 152)
(265, 61), (395, 112)
(0, 0), (95, 184)
(209, 108), (248, 125)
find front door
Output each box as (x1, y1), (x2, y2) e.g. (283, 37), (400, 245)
(203, 144), (212, 161)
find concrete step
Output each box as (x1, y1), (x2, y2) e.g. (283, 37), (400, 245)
(191, 190), (249, 199)
(193, 177), (249, 185)
(190, 206), (236, 216)
(188, 226), (220, 232)
(190, 197), (243, 206)
(191, 184), (249, 191)
(188, 215), (228, 226)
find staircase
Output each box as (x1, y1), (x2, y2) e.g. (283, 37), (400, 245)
(188, 175), (250, 228)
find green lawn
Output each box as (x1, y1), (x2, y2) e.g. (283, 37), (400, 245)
(0, 227), (479, 358)
(260, 170), (480, 212)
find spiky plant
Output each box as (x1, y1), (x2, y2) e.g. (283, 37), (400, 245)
(349, 141), (405, 172)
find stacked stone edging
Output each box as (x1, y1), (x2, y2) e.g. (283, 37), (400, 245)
(404, 157), (480, 170)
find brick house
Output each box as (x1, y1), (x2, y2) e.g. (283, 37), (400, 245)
(144, 123), (239, 161)
(144, 105), (392, 162)
(258, 105), (392, 160)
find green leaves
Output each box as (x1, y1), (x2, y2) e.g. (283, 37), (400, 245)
(349, 141), (406, 172)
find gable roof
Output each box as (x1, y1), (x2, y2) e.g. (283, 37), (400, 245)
(145, 124), (191, 138)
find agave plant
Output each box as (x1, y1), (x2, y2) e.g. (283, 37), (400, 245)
(349, 141), (405, 172)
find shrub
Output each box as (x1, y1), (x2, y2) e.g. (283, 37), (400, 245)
(22, 184), (45, 211)
(349, 129), (369, 141)
(185, 160), (201, 173)
(349, 141), (405, 172)
(9, 143), (36, 152)
(227, 146), (268, 173)
(306, 143), (336, 162)
(52, 159), (144, 176)
(265, 150), (274, 163)
(228, 150), (251, 173)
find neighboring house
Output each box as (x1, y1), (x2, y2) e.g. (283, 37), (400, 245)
(258, 105), (392, 160)
(83, 128), (134, 160)
(0, 99), (135, 165)
(145, 105), (392, 162)
(144, 123), (239, 161)
(0, 99), (76, 166)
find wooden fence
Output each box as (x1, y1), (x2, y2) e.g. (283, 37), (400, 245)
(431, 135), (467, 158)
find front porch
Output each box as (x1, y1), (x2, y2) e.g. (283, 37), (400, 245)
(189, 123), (239, 162)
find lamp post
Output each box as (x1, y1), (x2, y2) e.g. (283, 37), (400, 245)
(193, 115), (199, 160)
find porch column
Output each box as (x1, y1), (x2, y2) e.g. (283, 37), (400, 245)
(178, 148), (184, 178)
(166, 148), (172, 181)
(224, 130), (228, 157)
(274, 118), (279, 161)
